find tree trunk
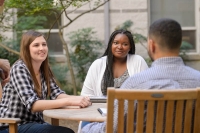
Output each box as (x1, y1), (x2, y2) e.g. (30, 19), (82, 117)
(58, 30), (77, 95)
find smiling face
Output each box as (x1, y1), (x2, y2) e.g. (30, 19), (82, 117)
(111, 33), (131, 60)
(29, 36), (48, 64)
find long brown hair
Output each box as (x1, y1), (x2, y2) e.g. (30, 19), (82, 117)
(20, 30), (53, 97)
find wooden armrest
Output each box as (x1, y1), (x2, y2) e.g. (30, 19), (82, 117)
(0, 118), (21, 133)
(0, 118), (21, 124)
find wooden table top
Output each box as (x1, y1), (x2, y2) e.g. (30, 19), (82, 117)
(43, 103), (107, 122)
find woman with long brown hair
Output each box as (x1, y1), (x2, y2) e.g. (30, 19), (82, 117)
(0, 30), (91, 133)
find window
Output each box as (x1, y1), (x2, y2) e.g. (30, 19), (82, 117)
(38, 12), (63, 55)
(44, 31), (63, 55)
(149, 0), (199, 54)
(17, 10), (63, 55)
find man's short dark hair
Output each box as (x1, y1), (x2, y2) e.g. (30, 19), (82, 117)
(149, 18), (182, 50)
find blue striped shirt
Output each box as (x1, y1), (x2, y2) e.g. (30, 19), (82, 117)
(122, 57), (200, 89)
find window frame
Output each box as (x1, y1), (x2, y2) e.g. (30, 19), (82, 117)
(15, 8), (65, 57)
(38, 29), (65, 57)
(148, 0), (200, 59)
(37, 12), (65, 57)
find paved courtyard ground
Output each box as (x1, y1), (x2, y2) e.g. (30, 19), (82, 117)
(44, 116), (79, 133)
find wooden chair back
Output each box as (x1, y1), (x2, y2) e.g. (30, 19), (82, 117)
(106, 87), (200, 133)
(0, 83), (2, 98)
(0, 84), (20, 133)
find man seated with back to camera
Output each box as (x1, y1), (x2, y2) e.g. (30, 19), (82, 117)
(81, 18), (200, 133)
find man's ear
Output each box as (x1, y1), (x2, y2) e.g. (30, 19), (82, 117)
(148, 39), (156, 53)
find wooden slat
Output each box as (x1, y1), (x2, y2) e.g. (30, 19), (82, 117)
(136, 100), (144, 133)
(127, 100), (134, 133)
(0, 83), (2, 99)
(114, 89), (197, 100)
(193, 89), (200, 133)
(146, 101), (155, 133)
(0, 118), (21, 123)
(183, 100), (193, 133)
(9, 124), (18, 133)
(174, 100), (184, 133)
(51, 118), (59, 126)
(118, 100), (124, 133)
(106, 88), (115, 133)
(165, 101), (174, 133)
(156, 101), (164, 133)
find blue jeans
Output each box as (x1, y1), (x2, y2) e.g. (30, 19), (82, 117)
(0, 122), (74, 133)
(81, 121), (90, 129)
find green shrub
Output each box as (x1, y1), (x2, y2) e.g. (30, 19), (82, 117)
(68, 28), (102, 82)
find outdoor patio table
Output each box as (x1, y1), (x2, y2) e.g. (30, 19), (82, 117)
(43, 103), (106, 126)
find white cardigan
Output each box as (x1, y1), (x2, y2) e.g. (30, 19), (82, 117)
(81, 54), (148, 96)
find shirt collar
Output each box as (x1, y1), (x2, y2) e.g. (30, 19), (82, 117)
(151, 57), (184, 67)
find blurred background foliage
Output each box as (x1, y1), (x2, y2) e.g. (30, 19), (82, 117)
(180, 41), (193, 60)
(1, 0), (110, 95)
(0, 0), (110, 95)
(68, 28), (102, 83)
(0, 6), (192, 94)
(115, 20), (147, 44)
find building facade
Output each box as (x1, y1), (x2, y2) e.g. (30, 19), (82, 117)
(61, 0), (200, 70)
(2, 0), (200, 70)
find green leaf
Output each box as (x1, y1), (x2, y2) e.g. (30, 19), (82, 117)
(68, 27), (102, 82)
